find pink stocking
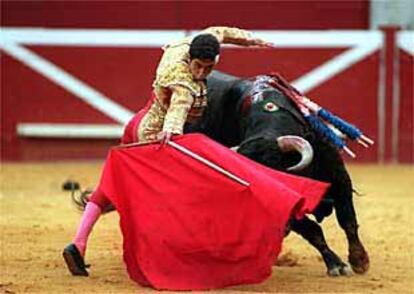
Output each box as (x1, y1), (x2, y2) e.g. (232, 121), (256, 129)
(73, 201), (102, 257)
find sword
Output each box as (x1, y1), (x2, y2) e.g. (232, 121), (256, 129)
(116, 140), (250, 187)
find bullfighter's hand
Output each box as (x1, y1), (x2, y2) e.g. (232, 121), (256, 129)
(247, 38), (275, 48)
(157, 131), (173, 146)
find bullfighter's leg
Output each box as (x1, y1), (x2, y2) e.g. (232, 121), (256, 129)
(63, 187), (111, 276)
(290, 217), (352, 276)
(333, 181), (369, 274)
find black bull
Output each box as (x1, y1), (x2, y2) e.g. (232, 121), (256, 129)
(187, 71), (370, 276)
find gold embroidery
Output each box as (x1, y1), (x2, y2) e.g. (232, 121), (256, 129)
(162, 86), (194, 134)
(137, 99), (165, 143)
(154, 62), (202, 96)
(137, 27), (253, 143)
(201, 27), (253, 45)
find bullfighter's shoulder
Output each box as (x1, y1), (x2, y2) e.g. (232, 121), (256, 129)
(154, 62), (202, 96)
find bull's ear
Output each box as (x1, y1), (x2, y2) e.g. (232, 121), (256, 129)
(273, 91), (307, 126)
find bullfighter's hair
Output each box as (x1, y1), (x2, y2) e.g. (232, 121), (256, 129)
(190, 34), (220, 61)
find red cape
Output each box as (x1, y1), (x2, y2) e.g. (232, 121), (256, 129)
(99, 134), (329, 290)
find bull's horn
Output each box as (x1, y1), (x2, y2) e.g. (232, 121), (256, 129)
(230, 146), (240, 151)
(276, 135), (314, 171)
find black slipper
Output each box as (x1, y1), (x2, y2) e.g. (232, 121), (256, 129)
(62, 243), (89, 276)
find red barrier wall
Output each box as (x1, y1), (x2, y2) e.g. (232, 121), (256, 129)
(1, 1), (412, 163)
(1, 44), (381, 162)
(1, 0), (370, 30)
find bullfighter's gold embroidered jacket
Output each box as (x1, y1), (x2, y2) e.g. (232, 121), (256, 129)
(137, 27), (254, 143)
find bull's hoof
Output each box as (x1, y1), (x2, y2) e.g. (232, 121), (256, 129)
(327, 264), (353, 277)
(275, 251), (299, 267)
(349, 248), (370, 274)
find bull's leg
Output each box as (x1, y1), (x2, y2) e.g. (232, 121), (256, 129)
(290, 217), (352, 276)
(333, 186), (370, 274)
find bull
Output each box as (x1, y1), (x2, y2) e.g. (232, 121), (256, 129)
(71, 70), (370, 277)
(190, 71), (370, 276)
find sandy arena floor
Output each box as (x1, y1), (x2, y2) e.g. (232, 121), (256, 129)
(1, 162), (413, 293)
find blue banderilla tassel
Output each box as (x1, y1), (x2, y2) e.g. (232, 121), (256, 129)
(317, 108), (361, 140)
(305, 114), (344, 148)
(305, 114), (356, 158)
(265, 72), (374, 156)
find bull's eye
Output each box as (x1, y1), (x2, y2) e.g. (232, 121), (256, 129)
(264, 102), (279, 112)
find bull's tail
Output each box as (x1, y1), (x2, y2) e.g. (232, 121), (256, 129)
(71, 189), (93, 211)
(71, 187), (116, 214)
(352, 188), (364, 197)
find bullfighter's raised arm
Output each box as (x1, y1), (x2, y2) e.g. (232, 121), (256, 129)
(201, 26), (273, 47)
